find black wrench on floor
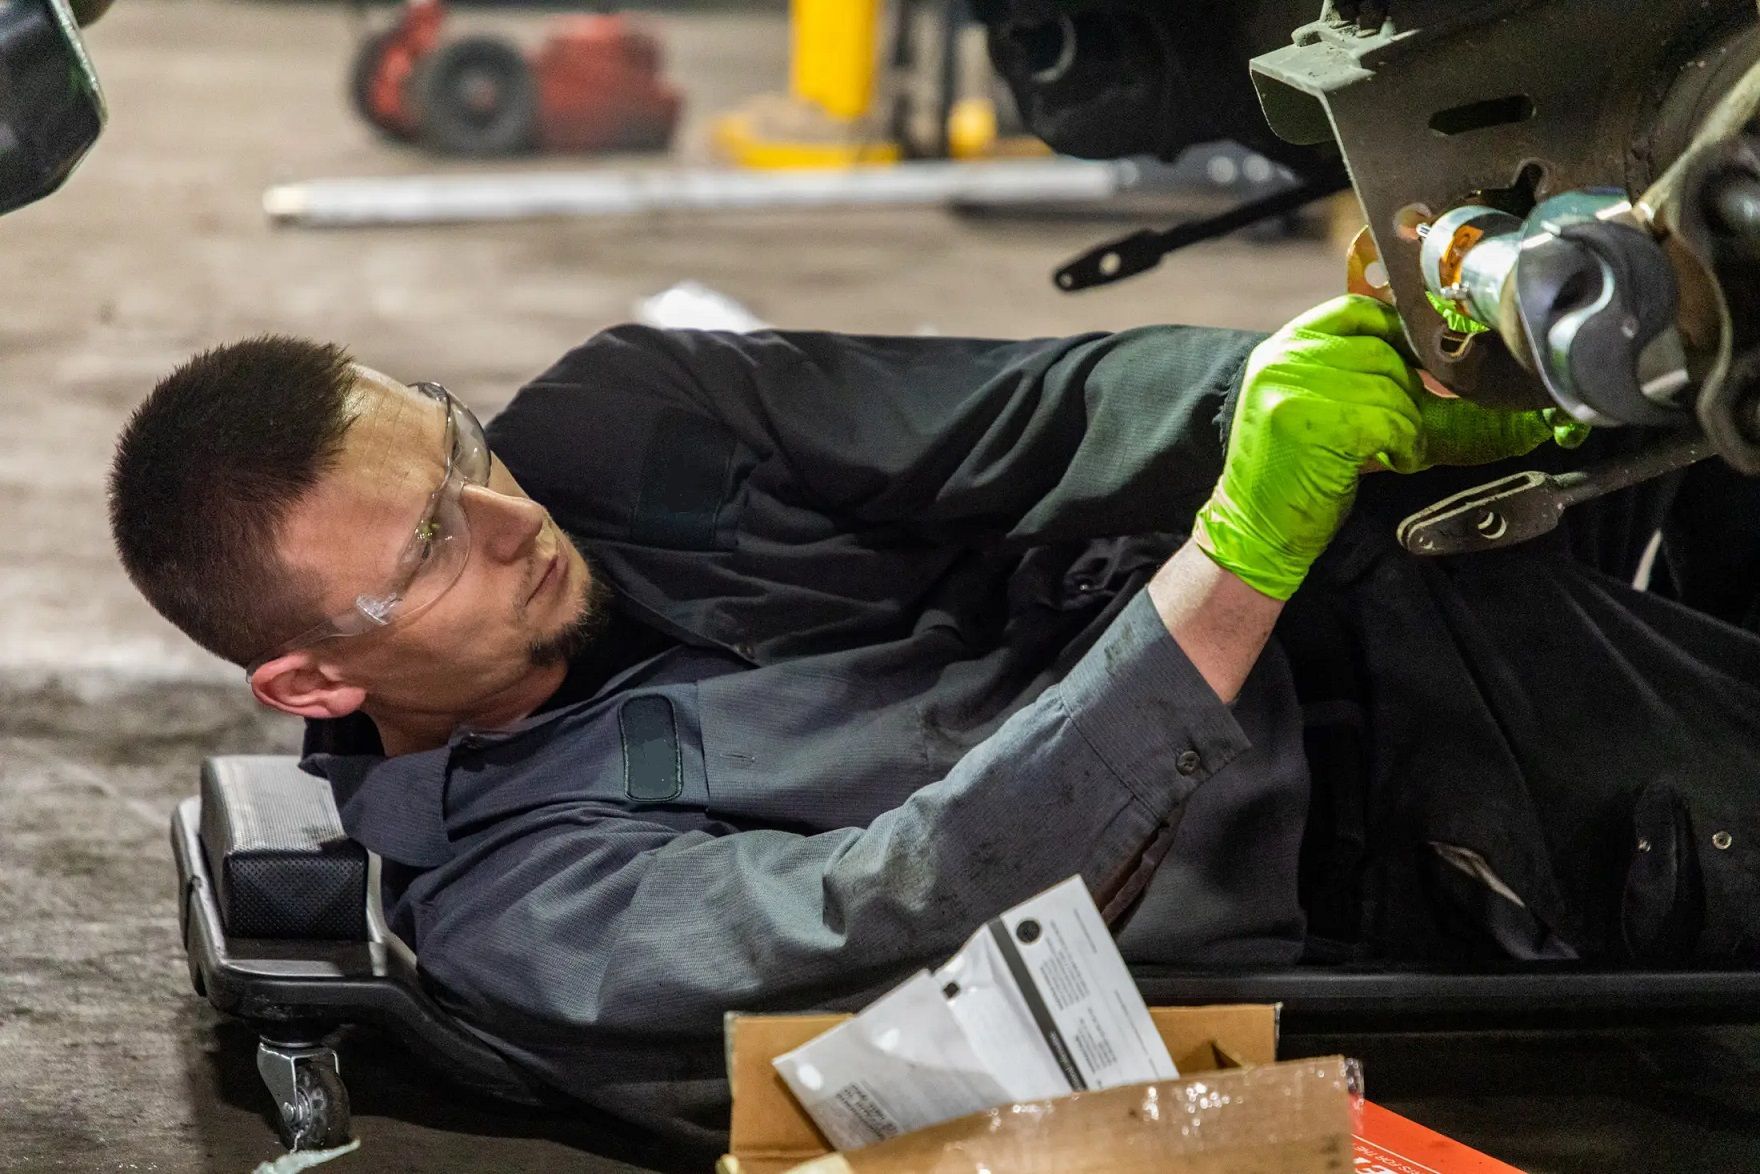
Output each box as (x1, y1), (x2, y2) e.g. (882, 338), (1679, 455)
(1398, 430), (1714, 556)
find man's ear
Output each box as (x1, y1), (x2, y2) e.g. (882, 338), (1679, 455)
(250, 652), (367, 720)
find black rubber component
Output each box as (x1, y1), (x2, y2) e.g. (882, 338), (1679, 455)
(65, 0), (114, 26)
(1707, 170), (1760, 258)
(409, 35), (536, 156)
(277, 1061), (352, 1152)
(978, 0), (1329, 178)
(0, 0), (105, 215)
(199, 758), (368, 941)
(348, 28), (413, 142)
(1515, 219), (1684, 426)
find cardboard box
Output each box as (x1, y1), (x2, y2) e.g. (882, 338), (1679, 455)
(720, 1004), (1356, 1174)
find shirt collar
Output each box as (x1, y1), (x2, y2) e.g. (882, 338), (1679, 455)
(302, 710), (587, 868)
(303, 747), (454, 869)
(303, 656), (688, 869)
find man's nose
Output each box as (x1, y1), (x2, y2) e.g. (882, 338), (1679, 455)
(462, 485), (546, 565)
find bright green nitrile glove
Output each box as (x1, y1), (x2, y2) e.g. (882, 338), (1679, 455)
(1193, 296), (1426, 600)
(1195, 295), (1593, 600)
(1413, 397), (1592, 466)
(1544, 408), (1592, 450)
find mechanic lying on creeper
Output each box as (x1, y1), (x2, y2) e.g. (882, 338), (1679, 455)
(109, 296), (1760, 1146)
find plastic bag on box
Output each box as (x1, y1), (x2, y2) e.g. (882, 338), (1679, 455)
(782, 1056), (1361, 1173)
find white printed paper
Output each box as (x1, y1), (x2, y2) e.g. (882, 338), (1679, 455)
(773, 876), (1175, 1150)
(771, 972), (1011, 1150)
(939, 876), (1179, 1100)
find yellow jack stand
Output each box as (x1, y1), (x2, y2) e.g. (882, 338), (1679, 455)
(711, 0), (902, 169)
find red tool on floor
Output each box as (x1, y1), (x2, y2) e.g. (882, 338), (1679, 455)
(349, 0), (681, 157)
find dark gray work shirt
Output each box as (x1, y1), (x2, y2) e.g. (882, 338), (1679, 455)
(303, 325), (1760, 1147)
(304, 324), (1316, 1145)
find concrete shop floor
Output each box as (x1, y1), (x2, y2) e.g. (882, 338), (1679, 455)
(6, 2), (1760, 1172)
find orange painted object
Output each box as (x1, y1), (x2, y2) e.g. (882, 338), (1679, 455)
(360, 0), (445, 139)
(532, 15), (681, 153)
(352, 4), (680, 155)
(1354, 1100), (1528, 1173)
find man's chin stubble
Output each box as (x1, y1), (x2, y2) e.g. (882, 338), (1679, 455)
(525, 557), (612, 667)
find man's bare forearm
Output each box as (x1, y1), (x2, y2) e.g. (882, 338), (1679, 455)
(1147, 541), (1285, 704)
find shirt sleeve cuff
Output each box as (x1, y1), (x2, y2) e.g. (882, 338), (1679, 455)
(1057, 588), (1252, 806)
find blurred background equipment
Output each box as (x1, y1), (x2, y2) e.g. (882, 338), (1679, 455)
(0, 0), (108, 215)
(298, 0), (1315, 234)
(973, 0), (1350, 290)
(975, 0), (1335, 179)
(709, 0), (897, 167)
(348, 0), (680, 157)
(712, 0), (1045, 168)
(262, 155), (1154, 228)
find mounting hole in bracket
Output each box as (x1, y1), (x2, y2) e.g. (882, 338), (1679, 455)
(1393, 202), (1434, 243)
(1438, 328), (1478, 361)
(1430, 95), (1537, 137)
(1475, 510), (1509, 540)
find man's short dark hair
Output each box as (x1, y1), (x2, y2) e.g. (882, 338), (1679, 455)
(109, 336), (358, 666)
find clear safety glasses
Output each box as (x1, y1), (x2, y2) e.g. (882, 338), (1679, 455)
(245, 381), (491, 676)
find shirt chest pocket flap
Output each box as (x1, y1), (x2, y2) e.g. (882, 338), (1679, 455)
(468, 693), (713, 819)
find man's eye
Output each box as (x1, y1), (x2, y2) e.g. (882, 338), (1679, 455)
(413, 519), (442, 562)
